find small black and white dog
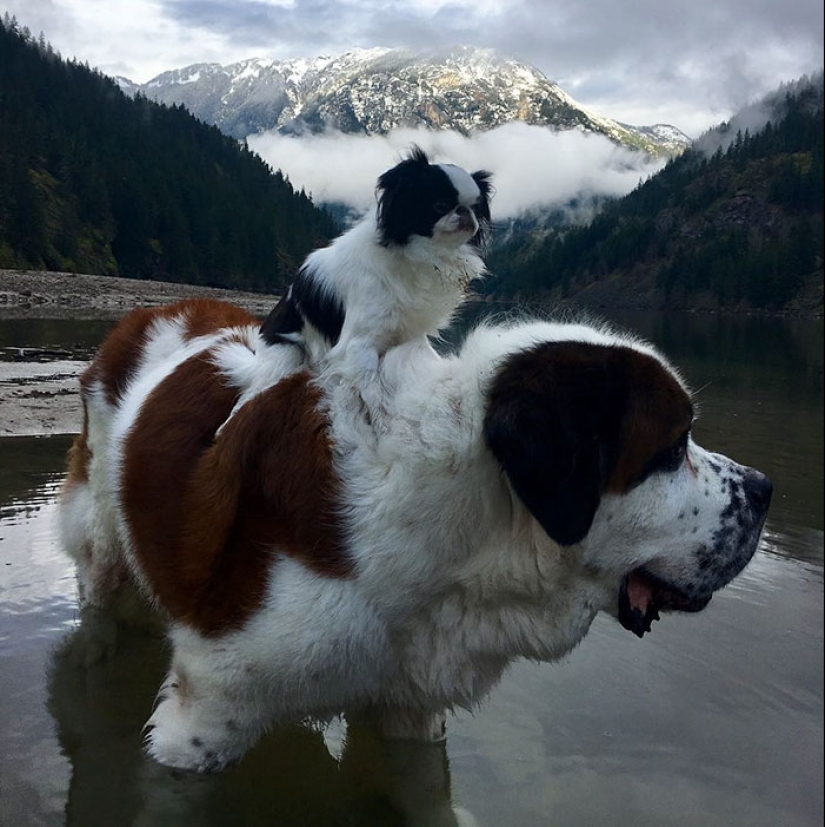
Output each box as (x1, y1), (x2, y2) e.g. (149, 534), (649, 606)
(260, 146), (492, 407)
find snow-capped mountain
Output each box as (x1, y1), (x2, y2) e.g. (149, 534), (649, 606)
(123, 46), (690, 157)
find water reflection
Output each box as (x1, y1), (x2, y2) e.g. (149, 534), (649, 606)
(0, 434), (73, 509)
(48, 604), (473, 826)
(447, 547), (824, 827)
(0, 317), (114, 355)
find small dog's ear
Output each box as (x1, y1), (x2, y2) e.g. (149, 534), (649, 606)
(376, 150), (425, 246)
(472, 170), (493, 212)
(483, 344), (619, 546)
(470, 170), (493, 250)
(375, 172), (408, 246)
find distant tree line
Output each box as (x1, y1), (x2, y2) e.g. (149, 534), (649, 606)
(487, 74), (824, 310)
(0, 16), (338, 290)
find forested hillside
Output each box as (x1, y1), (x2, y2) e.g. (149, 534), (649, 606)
(487, 75), (824, 313)
(0, 17), (337, 291)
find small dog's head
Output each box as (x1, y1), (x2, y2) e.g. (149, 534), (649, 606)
(375, 145), (492, 250)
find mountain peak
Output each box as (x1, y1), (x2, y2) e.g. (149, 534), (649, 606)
(127, 45), (690, 157)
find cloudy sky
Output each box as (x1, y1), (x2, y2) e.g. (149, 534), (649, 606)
(5, 0), (823, 216)
(7, 0), (823, 136)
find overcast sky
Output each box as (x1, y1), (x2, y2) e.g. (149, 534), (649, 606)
(5, 0), (823, 217)
(6, 0), (822, 137)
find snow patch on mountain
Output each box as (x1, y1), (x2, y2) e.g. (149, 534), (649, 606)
(123, 46), (691, 157)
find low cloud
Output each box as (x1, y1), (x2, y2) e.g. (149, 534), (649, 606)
(693, 100), (775, 157)
(247, 123), (666, 220)
(694, 71), (824, 156)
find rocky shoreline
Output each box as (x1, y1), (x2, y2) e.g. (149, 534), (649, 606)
(0, 270), (282, 437)
(0, 269), (281, 320)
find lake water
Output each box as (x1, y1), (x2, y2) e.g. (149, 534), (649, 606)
(0, 309), (822, 827)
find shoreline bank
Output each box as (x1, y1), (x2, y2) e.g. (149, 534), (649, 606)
(0, 270), (281, 437)
(0, 269), (281, 320)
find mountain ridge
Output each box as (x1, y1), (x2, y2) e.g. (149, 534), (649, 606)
(485, 72), (824, 314)
(118, 46), (691, 157)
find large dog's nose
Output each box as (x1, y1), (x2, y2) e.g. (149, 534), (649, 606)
(743, 469), (773, 511)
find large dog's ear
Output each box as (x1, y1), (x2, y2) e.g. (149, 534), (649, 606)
(483, 343), (621, 547)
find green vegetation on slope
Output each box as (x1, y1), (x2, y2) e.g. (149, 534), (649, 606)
(0, 17), (338, 291)
(487, 75), (824, 312)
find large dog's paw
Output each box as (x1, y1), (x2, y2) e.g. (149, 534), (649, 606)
(141, 677), (249, 773)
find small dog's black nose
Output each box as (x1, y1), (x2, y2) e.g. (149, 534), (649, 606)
(743, 470), (773, 511)
(456, 205), (471, 217)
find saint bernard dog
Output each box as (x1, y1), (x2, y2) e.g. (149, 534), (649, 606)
(59, 298), (772, 773)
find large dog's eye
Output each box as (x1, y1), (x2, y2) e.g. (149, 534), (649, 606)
(433, 199), (452, 215)
(638, 431), (690, 484)
(659, 431), (689, 473)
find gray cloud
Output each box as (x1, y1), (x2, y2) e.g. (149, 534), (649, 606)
(162, 0), (403, 55)
(153, 0), (823, 135)
(5, 0), (823, 135)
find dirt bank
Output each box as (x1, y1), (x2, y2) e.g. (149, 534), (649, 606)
(0, 269), (280, 320)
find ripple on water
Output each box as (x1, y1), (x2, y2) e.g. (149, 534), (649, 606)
(0, 488), (79, 656)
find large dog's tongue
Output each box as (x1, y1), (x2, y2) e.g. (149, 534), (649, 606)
(618, 572), (660, 638)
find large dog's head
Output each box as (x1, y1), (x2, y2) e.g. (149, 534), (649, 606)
(375, 145), (492, 250)
(482, 326), (772, 637)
